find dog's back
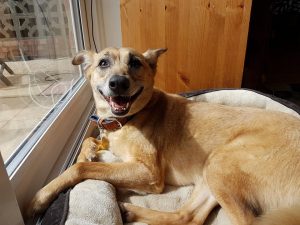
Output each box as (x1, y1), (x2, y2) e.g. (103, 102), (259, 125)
(133, 90), (300, 221)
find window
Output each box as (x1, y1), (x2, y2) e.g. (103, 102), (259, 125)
(0, 1), (122, 224)
(0, 0), (91, 223)
(0, 0), (82, 163)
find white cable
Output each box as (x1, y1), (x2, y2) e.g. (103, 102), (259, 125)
(18, 47), (76, 109)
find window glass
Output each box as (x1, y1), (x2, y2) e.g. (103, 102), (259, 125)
(0, 0), (82, 162)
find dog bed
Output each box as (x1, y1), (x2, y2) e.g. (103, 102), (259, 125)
(39, 89), (300, 225)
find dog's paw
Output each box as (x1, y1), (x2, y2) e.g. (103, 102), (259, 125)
(84, 141), (98, 161)
(118, 202), (136, 222)
(79, 137), (106, 162)
(26, 188), (53, 220)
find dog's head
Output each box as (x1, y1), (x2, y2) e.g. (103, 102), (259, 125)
(72, 47), (167, 117)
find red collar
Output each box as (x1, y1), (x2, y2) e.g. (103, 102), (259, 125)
(90, 115), (132, 131)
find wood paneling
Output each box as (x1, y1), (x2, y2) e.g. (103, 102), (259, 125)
(121, 0), (252, 93)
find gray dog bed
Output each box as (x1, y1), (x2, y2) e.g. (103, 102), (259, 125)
(39, 89), (300, 225)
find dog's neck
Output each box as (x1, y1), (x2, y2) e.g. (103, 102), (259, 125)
(90, 114), (133, 131)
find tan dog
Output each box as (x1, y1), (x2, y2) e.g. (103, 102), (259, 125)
(28, 47), (300, 225)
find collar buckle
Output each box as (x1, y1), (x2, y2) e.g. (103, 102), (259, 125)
(90, 114), (129, 132)
(104, 117), (123, 130)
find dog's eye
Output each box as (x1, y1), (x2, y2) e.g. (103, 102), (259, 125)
(129, 58), (142, 69)
(99, 59), (110, 68)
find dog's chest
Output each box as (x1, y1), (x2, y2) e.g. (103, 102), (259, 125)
(106, 125), (157, 162)
(106, 130), (137, 161)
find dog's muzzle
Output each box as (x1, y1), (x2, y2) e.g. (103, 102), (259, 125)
(109, 75), (130, 95)
(98, 76), (144, 116)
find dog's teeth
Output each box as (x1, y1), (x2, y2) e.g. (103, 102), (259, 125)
(110, 100), (130, 112)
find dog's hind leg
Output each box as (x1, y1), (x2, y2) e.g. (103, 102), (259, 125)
(120, 182), (218, 225)
(204, 149), (260, 225)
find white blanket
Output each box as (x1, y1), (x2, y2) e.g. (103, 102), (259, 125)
(66, 180), (122, 225)
(65, 89), (300, 225)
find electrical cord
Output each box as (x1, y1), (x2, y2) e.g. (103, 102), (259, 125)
(35, 0), (53, 37)
(91, 0), (98, 52)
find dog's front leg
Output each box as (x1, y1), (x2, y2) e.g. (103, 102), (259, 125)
(76, 137), (109, 162)
(27, 161), (163, 218)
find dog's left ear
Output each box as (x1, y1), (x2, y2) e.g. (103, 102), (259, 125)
(143, 48), (167, 71)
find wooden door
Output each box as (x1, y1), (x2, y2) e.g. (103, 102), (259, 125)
(121, 0), (252, 93)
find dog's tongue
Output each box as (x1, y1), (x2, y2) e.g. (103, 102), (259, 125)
(110, 96), (130, 110)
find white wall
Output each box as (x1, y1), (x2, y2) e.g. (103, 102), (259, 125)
(0, 154), (23, 225)
(84, 0), (122, 51)
(101, 0), (122, 48)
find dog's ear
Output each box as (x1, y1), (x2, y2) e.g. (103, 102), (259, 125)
(143, 48), (167, 71)
(72, 50), (95, 71)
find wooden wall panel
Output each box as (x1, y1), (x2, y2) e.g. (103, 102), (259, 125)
(120, 0), (252, 93)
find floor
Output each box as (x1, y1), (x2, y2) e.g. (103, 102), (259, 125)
(0, 58), (80, 162)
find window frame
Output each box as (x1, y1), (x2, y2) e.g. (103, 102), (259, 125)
(10, 80), (93, 211)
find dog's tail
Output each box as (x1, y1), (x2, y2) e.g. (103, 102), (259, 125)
(253, 205), (300, 225)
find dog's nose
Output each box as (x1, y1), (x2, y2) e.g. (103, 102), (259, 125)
(109, 75), (130, 94)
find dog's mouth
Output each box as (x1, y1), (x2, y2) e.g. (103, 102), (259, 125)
(100, 87), (144, 116)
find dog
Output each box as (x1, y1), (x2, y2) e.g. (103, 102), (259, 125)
(28, 47), (300, 225)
